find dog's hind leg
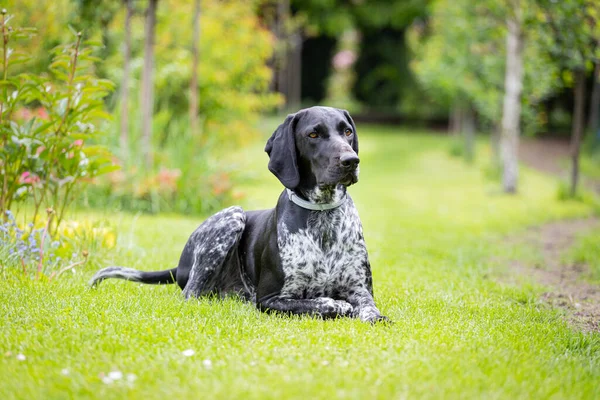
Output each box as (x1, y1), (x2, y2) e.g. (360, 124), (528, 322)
(180, 206), (246, 299)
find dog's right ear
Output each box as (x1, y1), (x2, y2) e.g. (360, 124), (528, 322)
(265, 113), (299, 189)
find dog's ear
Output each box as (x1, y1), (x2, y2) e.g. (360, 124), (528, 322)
(265, 113), (300, 189)
(340, 109), (358, 154)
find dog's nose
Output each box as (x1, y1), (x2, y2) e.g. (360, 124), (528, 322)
(340, 153), (360, 170)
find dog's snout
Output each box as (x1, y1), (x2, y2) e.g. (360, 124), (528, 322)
(340, 153), (360, 170)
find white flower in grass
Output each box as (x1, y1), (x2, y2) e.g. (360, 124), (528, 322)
(203, 359), (212, 369)
(127, 373), (137, 383)
(108, 371), (123, 380)
(182, 349), (195, 357)
(16, 354), (26, 361)
(61, 368), (70, 375)
(101, 376), (113, 385)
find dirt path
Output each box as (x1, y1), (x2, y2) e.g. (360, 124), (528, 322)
(503, 218), (600, 332)
(520, 138), (600, 193)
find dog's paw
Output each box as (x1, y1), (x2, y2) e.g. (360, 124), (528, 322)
(317, 298), (354, 318)
(371, 315), (393, 325)
(358, 308), (392, 324)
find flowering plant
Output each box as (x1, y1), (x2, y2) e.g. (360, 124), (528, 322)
(0, 9), (117, 234)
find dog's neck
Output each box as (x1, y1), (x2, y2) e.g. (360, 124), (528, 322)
(298, 184), (347, 204)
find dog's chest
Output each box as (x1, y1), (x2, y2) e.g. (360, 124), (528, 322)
(277, 204), (368, 298)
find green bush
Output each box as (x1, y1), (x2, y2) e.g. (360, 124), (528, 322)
(0, 10), (117, 230)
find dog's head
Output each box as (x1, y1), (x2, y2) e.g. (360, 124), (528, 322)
(265, 106), (359, 193)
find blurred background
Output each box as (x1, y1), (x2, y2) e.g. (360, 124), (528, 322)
(1, 0), (600, 217)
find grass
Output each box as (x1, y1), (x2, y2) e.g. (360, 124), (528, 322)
(566, 227), (600, 283)
(1, 125), (600, 399)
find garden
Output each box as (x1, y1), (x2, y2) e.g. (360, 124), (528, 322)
(1, 0), (600, 399)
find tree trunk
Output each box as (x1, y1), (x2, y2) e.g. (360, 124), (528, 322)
(588, 61), (600, 135)
(500, 16), (524, 194)
(449, 102), (463, 136)
(189, 0), (200, 135)
(570, 68), (586, 197)
(287, 30), (302, 110)
(120, 0), (133, 160)
(491, 122), (501, 169)
(141, 0), (158, 170)
(463, 106), (476, 163)
(276, 0), (289, 109)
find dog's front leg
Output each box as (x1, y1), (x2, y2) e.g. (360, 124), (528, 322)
(345, 288), (390, 323)
(258, 296), (354, 319)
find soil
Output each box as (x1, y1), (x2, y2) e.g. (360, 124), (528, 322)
(502, 219), (600, 332)
(519, 137), (600, 193)
(499, 139), (600, 332)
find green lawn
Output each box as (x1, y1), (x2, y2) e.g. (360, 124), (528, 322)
(1, 126), (599, 399)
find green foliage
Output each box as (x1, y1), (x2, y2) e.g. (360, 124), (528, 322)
(106, 0), (280, 141)
(0, 0), (73, 74)
(85, 116), (240, 215)
(80, 0), (282, 215)
(408, 0), (560, 132)
(293, 0), (429, 36)
(536, 0), (599, 71)
(1, 1), (282, 216)
(0, 10), (116, 232)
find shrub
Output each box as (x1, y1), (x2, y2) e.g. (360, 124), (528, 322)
(0, 10), (117, 232)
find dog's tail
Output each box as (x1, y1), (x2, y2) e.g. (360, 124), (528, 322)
(89, 266), (177, 287)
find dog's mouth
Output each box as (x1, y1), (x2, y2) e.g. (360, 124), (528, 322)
(340, 168), (359, 186)
(340, 174), (358, 186)
(316, 165), (359, 188)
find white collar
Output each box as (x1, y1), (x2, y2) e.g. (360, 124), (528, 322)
(286, 188), (347, 211)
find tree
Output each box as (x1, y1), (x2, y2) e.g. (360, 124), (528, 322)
(141, 0), (157, 170)
(410, 0), (559, 192)
(189, 0), (200, 135)
(500, 2), (524, 193)
(120, 0), (134, 159)
(589, 62), (600, 135)
(538, 0), (599, 196)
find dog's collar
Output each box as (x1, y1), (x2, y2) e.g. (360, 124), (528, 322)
(286, 189), (347, 211)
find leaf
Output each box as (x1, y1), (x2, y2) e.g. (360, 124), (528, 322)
(93, 165), (121, 176)
(33, 120), (56, 136)
(57, 98), (68, 117)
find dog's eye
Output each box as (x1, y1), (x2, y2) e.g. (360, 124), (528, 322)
(344, 128), (353, 136)
(308, 132), (318, 139)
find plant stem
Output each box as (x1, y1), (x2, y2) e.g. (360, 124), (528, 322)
(49, 258), (87, 280)
(54, 181), (72, 235)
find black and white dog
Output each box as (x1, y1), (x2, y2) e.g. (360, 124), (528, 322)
(90, 107), (389, 323)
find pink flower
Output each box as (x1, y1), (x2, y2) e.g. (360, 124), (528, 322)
(73, 139), (84, 147)
(35, 107), (49, 120)
(333, 50), (357, 70)
(20, 171), (40, 185)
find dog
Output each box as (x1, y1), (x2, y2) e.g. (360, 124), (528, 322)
(90, 106), (389, 323)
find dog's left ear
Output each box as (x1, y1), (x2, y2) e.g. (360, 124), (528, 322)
(265, 113), (300, 189)
(340, 109), (359, 154)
